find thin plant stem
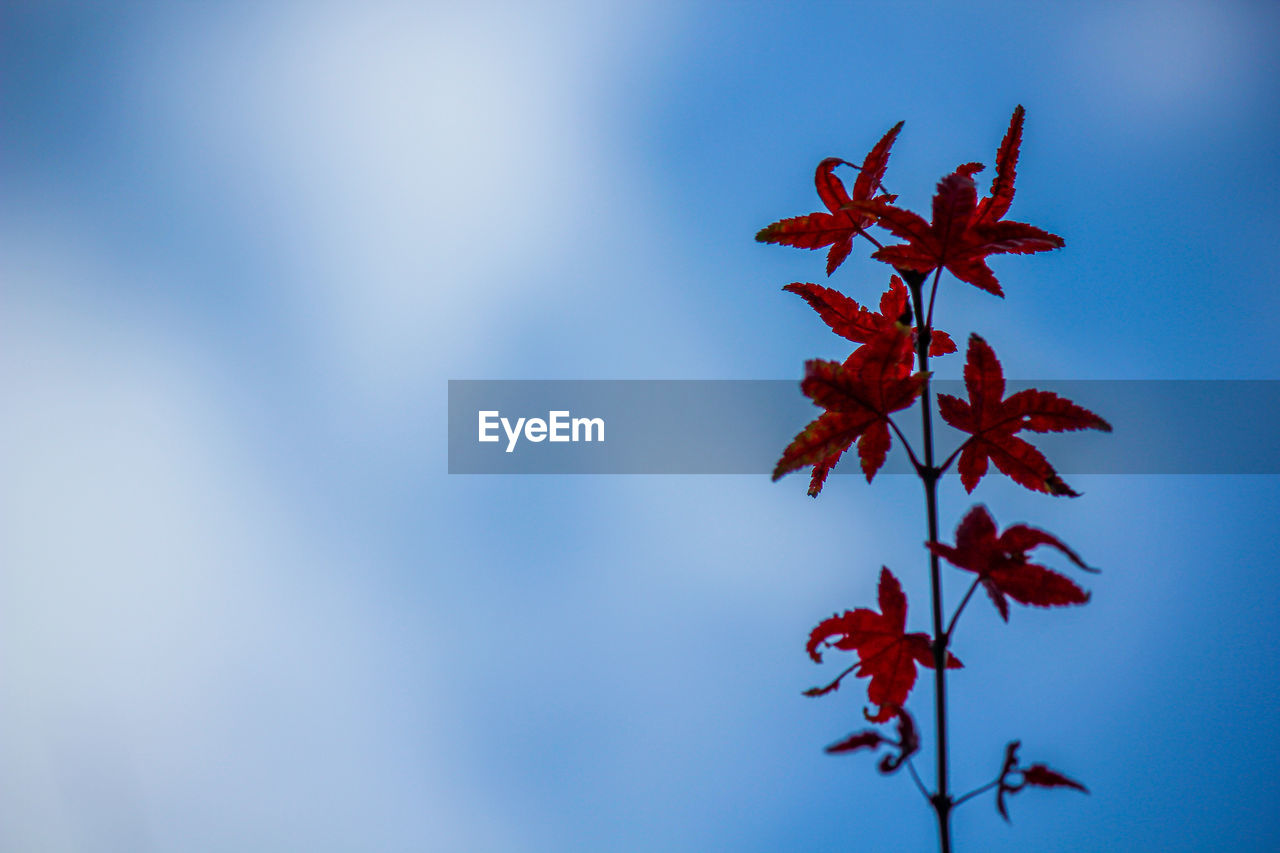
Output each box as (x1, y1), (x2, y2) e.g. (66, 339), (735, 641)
(926, 266), (943, 330)
(887, 417), (923, 473)
(952, 778), (1001, 809)
(945, 578), (982, 642)
(907, 758), (932, 802)
(938, 443), (965, 478)
(904, 268), (952, 853)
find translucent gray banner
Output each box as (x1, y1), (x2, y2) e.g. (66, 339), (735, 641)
(447, 380), (1280, 475)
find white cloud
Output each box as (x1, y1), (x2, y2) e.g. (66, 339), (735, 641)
(1071, 0), (1258, 123)
(149, 1), (668, 404)
(0, 226), (515, 851)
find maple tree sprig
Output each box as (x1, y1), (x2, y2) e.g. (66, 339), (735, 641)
(759, 107), (1100, 853)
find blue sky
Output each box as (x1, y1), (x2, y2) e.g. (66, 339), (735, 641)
(2, 2), (1279, 851)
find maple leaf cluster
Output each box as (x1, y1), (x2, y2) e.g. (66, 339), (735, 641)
(772, 328), (928, 495)
(757, 107), (1105, 830)
(762, 106), (1107, 499)
(759, 105), (1062, 295)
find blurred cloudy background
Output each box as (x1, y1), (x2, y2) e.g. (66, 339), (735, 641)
(2, 2), (1278, 851)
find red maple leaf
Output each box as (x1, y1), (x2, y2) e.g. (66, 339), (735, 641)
(996, 740), (1088, 822)
(929, 504), (1097, 621)
(756, 121), (903, 276)
(783, 275), (956, 361)
(973, 104), (1025, 226)
(805, 568), (960, 722)
(824, 730), (884, 754)
(773, 329), (928, 495)
(825, 706), (920, 774)
(937, 334), (1111, 496)
(847, 106), (1063, 296)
